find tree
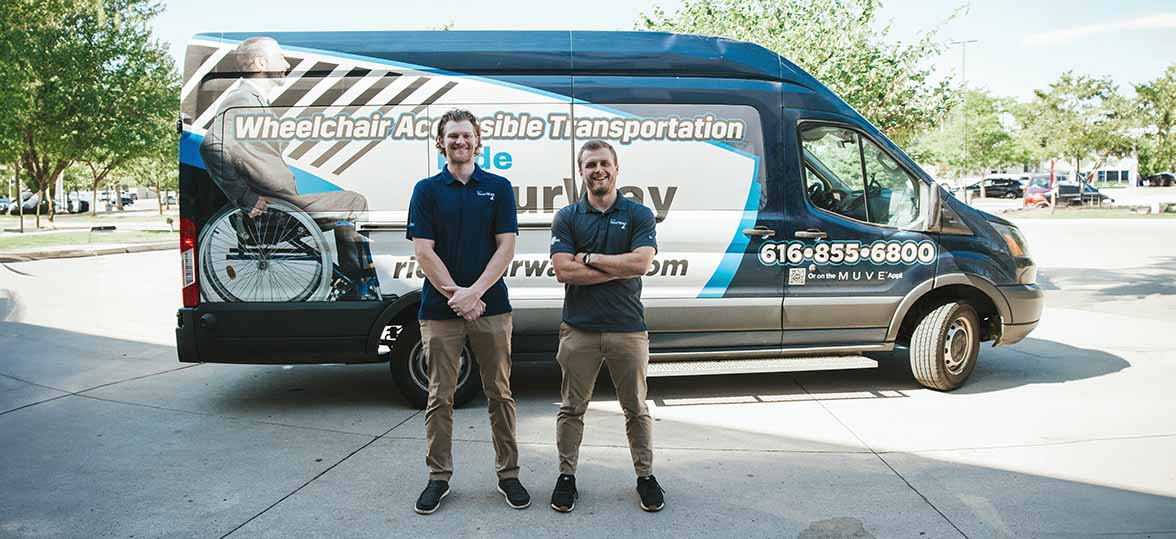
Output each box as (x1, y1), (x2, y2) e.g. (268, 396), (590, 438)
(910, 88), (1030, 178)
(639, 0), (957, 145)
(1016, 72), (1134, 185)
(0, 0), (177, 228)
(1134, 64), (1176, 175)
(72, 1), (179, 215)
(0, 0), (86, 228)
(121, 148), (176, 216)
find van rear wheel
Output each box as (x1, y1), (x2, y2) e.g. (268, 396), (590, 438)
(909, 302), (979, 390)
(387, 321), (482, 410)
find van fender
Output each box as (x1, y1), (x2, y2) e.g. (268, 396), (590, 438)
(364, 290), (422, 358)
(885, 273), (1012, 342)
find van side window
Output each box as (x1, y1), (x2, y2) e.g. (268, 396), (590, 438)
(801, 127), (868, 221)
(800, 124), (920, 228)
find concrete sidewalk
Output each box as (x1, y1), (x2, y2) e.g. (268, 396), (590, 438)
(1, 250), (1175, 538)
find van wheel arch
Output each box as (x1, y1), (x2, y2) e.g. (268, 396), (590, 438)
(896, 284), (1000, 346)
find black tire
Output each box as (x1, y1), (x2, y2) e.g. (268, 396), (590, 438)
(387, 320), (482, 410)
(909, 302), (980, 391)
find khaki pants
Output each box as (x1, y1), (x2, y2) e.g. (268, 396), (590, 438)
(421, 313), (518, 481)
(555, 322), (653, 477)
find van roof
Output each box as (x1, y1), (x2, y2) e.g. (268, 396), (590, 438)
(199, 31), (823, 89)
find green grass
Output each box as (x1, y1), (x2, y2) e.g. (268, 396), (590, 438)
(0, 230), (177, 250)
(1008, 207), (1176, 219)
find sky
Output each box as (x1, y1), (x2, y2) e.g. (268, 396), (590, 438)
(153, 0), (1176, 102)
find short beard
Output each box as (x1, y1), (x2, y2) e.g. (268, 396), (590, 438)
(446, 148), (475, 165)
(589, 182), (611, 196)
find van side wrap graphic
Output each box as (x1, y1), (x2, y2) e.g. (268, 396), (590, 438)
(185, 37), (764, 302)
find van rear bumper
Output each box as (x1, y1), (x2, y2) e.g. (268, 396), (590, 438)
(995, 283), (1044, 345)
(175, 301), (392, 365)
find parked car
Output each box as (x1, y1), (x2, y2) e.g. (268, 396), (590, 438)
(1142, 172), (1175, 187)
(5, 193), (68, 215)
(1024, 181), (1113, 207)
(963, 177), (1024, 198)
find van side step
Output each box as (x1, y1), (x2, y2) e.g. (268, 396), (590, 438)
(647, 355), (878, 377)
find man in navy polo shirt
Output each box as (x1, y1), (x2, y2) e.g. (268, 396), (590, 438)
(406, 109), (529, 514)
(548, 140), (665, 513)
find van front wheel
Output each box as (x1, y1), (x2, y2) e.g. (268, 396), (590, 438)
(909, 302), (980, 391)
(387, 321), (483, 410)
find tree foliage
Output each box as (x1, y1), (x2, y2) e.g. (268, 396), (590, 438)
(0, 0), (178, 221)
(1015, 72), (1133, 180)
(909, 89), (1030, 177)
(639, 0), (956, 145)
(1134, 64), (1176, 175)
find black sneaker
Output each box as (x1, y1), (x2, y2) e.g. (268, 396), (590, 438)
(497, 477), (531, 509)
(414, 480), (450, 514)
(636, 475), (665, 512)
(550, 473), (577, 512)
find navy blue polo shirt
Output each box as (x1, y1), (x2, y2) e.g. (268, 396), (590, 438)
(550, 194), (658, 332)
(406, 165), (519, 320)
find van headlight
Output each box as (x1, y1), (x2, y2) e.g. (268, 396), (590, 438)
(991, 222), (1036, 284)
(991, 222), (1030, 258)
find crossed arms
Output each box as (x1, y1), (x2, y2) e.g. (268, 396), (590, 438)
(551, 247), (655, 285)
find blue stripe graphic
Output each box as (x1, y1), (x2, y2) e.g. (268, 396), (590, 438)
(699, 157), (761, 298)
(180, 131), (341, 195)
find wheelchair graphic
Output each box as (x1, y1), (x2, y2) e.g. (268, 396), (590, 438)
(198, 199), (378, 302)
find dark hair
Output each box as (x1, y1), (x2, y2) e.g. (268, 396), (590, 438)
(435, 109), (482, 157)
(577, 139), (617, 169)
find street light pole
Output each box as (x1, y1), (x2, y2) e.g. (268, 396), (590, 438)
(950, 39), (979, 197)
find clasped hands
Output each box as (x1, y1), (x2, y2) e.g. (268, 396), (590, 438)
(440, 285), (485, 321)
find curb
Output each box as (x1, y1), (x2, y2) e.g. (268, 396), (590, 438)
(0, 242), (178, 263)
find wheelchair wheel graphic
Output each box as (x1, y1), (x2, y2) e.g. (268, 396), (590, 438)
(198, 199), (333, 302)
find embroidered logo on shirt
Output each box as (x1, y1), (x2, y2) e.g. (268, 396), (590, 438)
(551, 237), (560, 245)
(475, 190), (495, 201)
(610, 218), (627, 230)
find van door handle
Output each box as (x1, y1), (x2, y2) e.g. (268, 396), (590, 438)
(794, 229), (827, 239)
(742, 226), (775, 239)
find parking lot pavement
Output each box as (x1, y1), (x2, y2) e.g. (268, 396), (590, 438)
(2, 222), (1175, 537)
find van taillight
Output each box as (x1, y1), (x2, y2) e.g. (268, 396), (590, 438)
(180, 217), (199, 307)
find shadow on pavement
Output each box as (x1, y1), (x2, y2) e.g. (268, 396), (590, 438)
(1038, 256), (1176, 298)
(619, 337), (1128, 405)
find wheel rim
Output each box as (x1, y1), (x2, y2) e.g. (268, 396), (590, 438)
(407, 340), (473, 394)
(198, 200), (330, 302)
(943, 315), (974, 376)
